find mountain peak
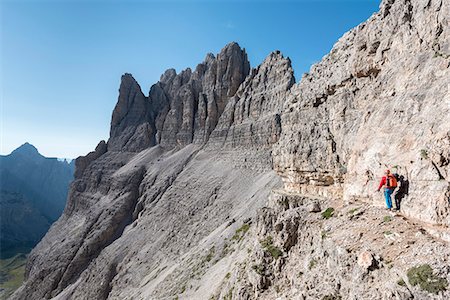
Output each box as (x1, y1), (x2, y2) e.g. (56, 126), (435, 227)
(11, 142), (40, 157)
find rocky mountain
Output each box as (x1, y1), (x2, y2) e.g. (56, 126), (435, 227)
(0, 143), (75, 258)
(11, 0), (449, 299)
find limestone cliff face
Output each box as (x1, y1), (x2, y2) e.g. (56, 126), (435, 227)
(209, 51), (295, 150)
(273, 0), (450, 226)
(109, 74), (153, 152)
(11, 1), (450, 300)
(108, 42), (250, 152)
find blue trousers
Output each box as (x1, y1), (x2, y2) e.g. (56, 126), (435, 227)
(384, 188), (394, 209)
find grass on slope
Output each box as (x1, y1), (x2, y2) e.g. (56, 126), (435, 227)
(0, 253), (27, 299)
(407, 264), (448, 294)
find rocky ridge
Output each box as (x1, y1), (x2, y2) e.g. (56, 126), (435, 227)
(11, 0), (450, 299)
(108, 43), (250, 152)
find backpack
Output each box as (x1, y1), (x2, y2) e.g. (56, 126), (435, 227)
(386, 174), (397, 188)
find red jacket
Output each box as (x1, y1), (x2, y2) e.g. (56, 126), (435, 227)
(378, 175), (395, 190)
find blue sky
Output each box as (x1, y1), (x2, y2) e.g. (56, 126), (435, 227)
(1, 0), (380, 158)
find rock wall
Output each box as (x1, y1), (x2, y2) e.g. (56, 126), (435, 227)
(108, 42), (250, 152)
(208, 51), (295, 150)
(273, 0), (450, 225)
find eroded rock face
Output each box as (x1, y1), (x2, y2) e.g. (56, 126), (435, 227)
(227, 190), (450, 300)
(11, 1), (450, 299)
(17, 151), (142, 299)
(158, 42), (251, 148)
(74, 140), (107, 178)
(108, 42), (250, 152)
(209, 51), (295, 149)
(273, 0), (450, 225)
(109, 74), (153, 152)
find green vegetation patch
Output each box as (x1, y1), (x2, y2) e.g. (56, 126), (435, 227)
(407, 264), (448, 294)
(383, 215), (392, 223)
(231, 223), (250, 242)
(251, 264), (265, 276)
(221, 242), (230, 257)
(309, 259), (317, 270)
(223, 287), (233, 300)
(348, 208), (359, 215)
(204, 246), (215, 263)
(420, 149), (428, 159)
(321, 207), (335, 219)
(397, 279), (406, 286)
(260, 236), (282, 259)
(0, 254), (27, 299)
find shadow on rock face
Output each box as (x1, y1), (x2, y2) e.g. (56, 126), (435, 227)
(394, 174), (409, 210)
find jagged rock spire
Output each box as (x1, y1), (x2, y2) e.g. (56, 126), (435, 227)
(108, 42), (250, 151)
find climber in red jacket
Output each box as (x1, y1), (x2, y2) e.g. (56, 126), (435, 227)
(377, 169), (397, 210)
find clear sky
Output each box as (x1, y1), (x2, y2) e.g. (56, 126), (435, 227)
(1, 0), (381, 159)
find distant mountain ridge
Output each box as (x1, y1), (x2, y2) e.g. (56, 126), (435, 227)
(0, 143), (75, 258)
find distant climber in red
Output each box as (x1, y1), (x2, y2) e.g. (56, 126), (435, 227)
(377, 169), (397, 210)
